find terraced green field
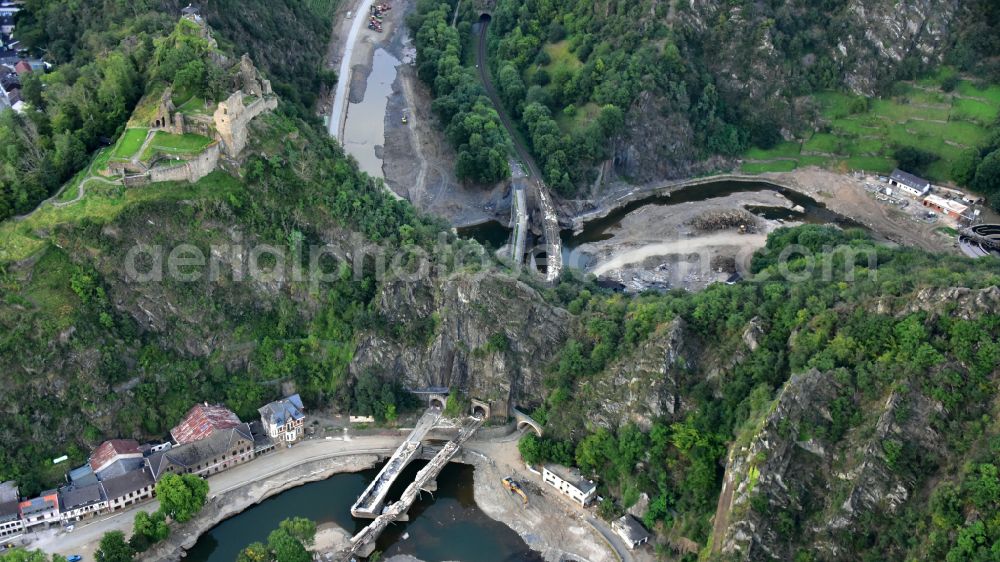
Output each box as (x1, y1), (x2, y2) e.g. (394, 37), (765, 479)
(141, 132), (215, 160)
(740, 76), (1000, 182)
(110, 128), (149, 160)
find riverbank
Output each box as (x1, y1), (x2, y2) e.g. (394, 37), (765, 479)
(566, 167), (955, 254)
(463, 438), (648, 562)
(141, 452), (385, 561)
(572, 190), (795, 292)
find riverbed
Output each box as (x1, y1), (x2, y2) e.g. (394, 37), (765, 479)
(342, 48), (401, 179)
(185, 461), (542, 562)
(459, 178), (868, 291)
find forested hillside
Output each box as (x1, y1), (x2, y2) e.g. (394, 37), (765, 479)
(409, 0), (510, 184)
(468, 0), (1000, 196)
(0, 0), (335, 222)
(521, 226), (1000, 560)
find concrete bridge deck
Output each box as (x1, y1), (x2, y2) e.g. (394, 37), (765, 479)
(349, 408), (442, 518)
(345, 416), (484, 558)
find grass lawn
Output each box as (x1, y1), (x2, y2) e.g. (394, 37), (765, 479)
(177, 96), (213, 116)
(555, 102), (600, 134)
(957, 81), (1000, 105)
(111, 128), (149, 160)
(141, 132), (214, 161)
(0, 171), (240, 263)
(745, 141), (801, 160)
(742, 160), (797, 173)
(951, 98), (999, 124)
(742, 77), (1000, 182)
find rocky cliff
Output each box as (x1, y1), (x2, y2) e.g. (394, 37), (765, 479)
(351, 272), (573, 411)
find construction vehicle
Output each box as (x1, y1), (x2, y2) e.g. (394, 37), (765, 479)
(502, 477), (528, 506)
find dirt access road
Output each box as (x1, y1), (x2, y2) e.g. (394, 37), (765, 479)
(476, 16), (563, 281)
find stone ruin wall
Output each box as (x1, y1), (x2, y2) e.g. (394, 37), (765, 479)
(214, 92), (278, 158)
(148, 142), (221, 184)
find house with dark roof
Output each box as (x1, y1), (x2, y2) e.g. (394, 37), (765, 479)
(59, 483), (107, 522)
(889, 169), (931, 198)
(258, 394), (306, 443)
(0, 481), (23, 539)
(67, 464), (99, 487)
(101, 467), (155, 512)
(612, 514), (651, 549)
(148, 424), (255, 480)
(171, 403), (244, 445)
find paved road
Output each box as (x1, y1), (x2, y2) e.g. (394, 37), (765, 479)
(475, 18), (563, 281)
(30, 434), (404, 559)
(328, 0), (377, 139)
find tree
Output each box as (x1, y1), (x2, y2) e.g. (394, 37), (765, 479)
(95, 531), (135, 562)
(236, 542), (270, 562)
(278, 517), (317, 547)
(130, 510), (169, 551)
(972, 149), (1000, 210)
(0, 549), (66, 562)
(155, 473), (209, 523)
(266, 528), (310, 562)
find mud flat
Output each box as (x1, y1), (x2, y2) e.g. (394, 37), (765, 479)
(379, 5), (512, 226)
(574, 190), (797, 292)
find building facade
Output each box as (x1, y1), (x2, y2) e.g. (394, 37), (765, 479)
(258, 394), (306, 443)
(889, 169), (931, 198)
(102, 468), (156, 512)
(18, 491), (59, 528)
(612, 514), (651, 549)
(922, 194), (969, 220)
(542, 464), (597, 507)
(59, 483), (108, 522)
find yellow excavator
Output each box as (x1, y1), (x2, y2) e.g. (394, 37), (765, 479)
(502, 477), (528, 506)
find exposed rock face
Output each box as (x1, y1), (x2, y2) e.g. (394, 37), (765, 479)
(715, 370), (945, 560)
(584, 318), (692, 430)
(613, 93), (723, 184)
(839, 0), (957, 94)
(684, 0), (959, 103)
(351, 272), (573, 413)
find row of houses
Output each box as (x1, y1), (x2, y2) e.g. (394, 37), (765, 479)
(0, 394), (306, 541)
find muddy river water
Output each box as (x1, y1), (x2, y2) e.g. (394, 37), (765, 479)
(460, 179), (867, 269)
(342, 48), (401, 179)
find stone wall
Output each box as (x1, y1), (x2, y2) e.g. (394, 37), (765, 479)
(214, 92), (278, 158)
(149, 142), (221, 184)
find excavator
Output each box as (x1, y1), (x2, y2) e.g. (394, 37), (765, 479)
(502, 477), (528, 506)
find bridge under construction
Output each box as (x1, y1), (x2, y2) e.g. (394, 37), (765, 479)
(339, 413), (484, 558)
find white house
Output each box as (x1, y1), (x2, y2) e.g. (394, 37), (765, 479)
(889, 169), (931, 198)
(542, 464), (597, 507)
(258, 394), (306, 443)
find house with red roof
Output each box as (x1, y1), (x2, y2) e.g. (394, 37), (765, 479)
(89, 439), (144, 479)
(13, 60), (30, 75)
(171, 403), (243, 445)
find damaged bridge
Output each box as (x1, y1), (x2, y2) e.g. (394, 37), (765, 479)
(342, 415), (484, 558)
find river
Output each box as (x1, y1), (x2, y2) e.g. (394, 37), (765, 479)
(342, 48), (401, 179)
(184, 460), (541, 562)
(459, 179), (867, 266)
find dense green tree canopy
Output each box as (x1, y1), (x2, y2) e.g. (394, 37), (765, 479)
(155, 474), (209, 523)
